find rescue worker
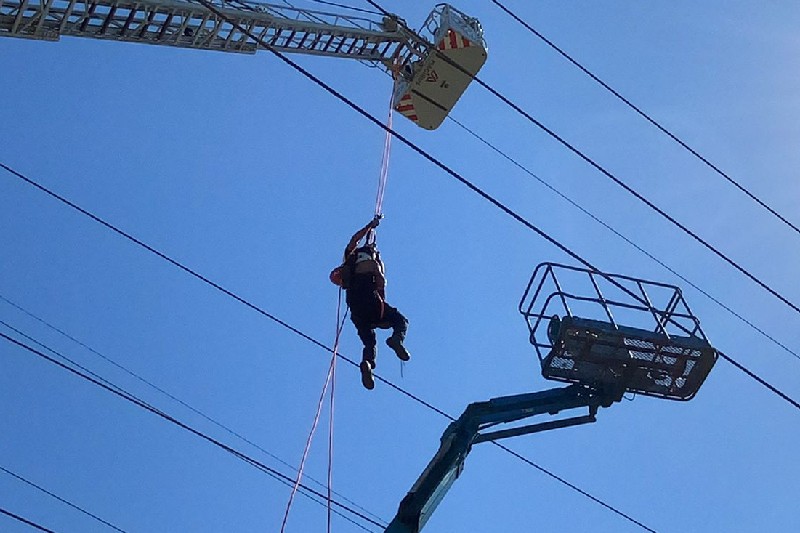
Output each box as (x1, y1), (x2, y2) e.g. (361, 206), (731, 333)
(337, 216), (409, 389)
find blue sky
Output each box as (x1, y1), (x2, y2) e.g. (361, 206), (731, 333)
(2, 1), (800, 532)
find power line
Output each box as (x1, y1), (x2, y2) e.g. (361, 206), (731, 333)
(0, 318), (380, 531)
(0, 465), (127, 533)
(0, 330), (385, 532)
(493, 442), (655, 532)
(0, 160), (653, 531)
(363, 0), (800, 323)
(489, 0), (800, 239)
(356, 21), (800, 365)
(4, 4), (797, 529)
(0, 161), (452, 421)
(5, 0), (799, 522)
(0, 317), (355, 521)
(0, 506), (58, 533)
(0, 293), (386, 526)
(190, 0), (799, 413)
(309, 0), (380, 15)
(447, 116), (800, 362)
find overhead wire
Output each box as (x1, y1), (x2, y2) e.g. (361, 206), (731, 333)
(0, 160), (653, 532)
(4, 1), (800, 525)
(0, 294), (386, 526)
(492, 442), (656, 532)
(489, 0), (800, 239)
(2, 3), (797, 530)
(183, 0), (798, 413)
(0, 507), (58, 533)
(0, 465), (126, 533)
(446, 116), (800, 362)
(309, 0), (380, 15)
(346, 26), (800, 365)
(0, 330), (385, 532)
(0, 317), (377, 530)
(362, 0), (800, 323)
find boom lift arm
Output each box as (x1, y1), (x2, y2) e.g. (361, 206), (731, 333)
(385, 384), (621, 533)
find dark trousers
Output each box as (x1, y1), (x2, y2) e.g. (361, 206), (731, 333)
(348, 290), (407, 364)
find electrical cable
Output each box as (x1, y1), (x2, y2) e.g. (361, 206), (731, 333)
(345, 25), (800, 365)
(310, 0), (380, 15)
(0, 317), (376, 530)
(362, 0), (800, 322)
(5, 1), (800, 521)
(446, 116), (800, 362)
(5, 3), (800, 528)
(0, 330), (385, 532)
(492, 442), (655, 532)
(0, 161), (448, 421)
(0, 296), (386, 525)
(489, 0), (800, 240)
(188, 0), (798, 413)
(0, 465), (126, 533)
(0, 162), (654, 531)
(0, 506), (58, 533)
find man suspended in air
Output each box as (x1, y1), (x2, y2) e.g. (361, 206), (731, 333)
(330, 216), (410, 389)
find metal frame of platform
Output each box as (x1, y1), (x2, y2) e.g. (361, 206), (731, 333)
(519, 262), (717, 400)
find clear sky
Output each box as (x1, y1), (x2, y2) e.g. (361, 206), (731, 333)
(2, 1), (800, 532)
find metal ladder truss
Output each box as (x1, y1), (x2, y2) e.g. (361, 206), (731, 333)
(519, 262), (718, 401)
(0, 0), (413, 59)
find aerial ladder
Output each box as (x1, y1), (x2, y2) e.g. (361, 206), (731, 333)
(0, 0), (488, 129)
(386, 262), (718, 532)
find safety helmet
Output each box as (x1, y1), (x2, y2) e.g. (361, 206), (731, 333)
(329, 266), (343, 287)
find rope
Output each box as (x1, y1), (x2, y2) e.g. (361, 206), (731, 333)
(280, 290), (347, 532)
(374, 96), (393, 217)
(366, 94), (394, 247)
(327, 290), (345, 532)
(327, 295), (339, 533)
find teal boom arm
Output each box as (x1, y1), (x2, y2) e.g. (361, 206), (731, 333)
(385, 384), (619, 533)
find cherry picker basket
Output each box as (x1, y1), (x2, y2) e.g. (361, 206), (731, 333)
(519, 262), (717, 401)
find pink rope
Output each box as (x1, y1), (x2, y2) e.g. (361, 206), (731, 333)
(280, 290), (345, 533)
(327, 322), (337, 533)
(374, 98), (393, 218)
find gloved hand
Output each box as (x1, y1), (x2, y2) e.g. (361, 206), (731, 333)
(369, 214), (383, 228)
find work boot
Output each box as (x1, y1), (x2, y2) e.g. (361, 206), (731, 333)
(362, 346), (376, 369)
(359, 360), (375, 390)
(386, 335), (410, 361)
